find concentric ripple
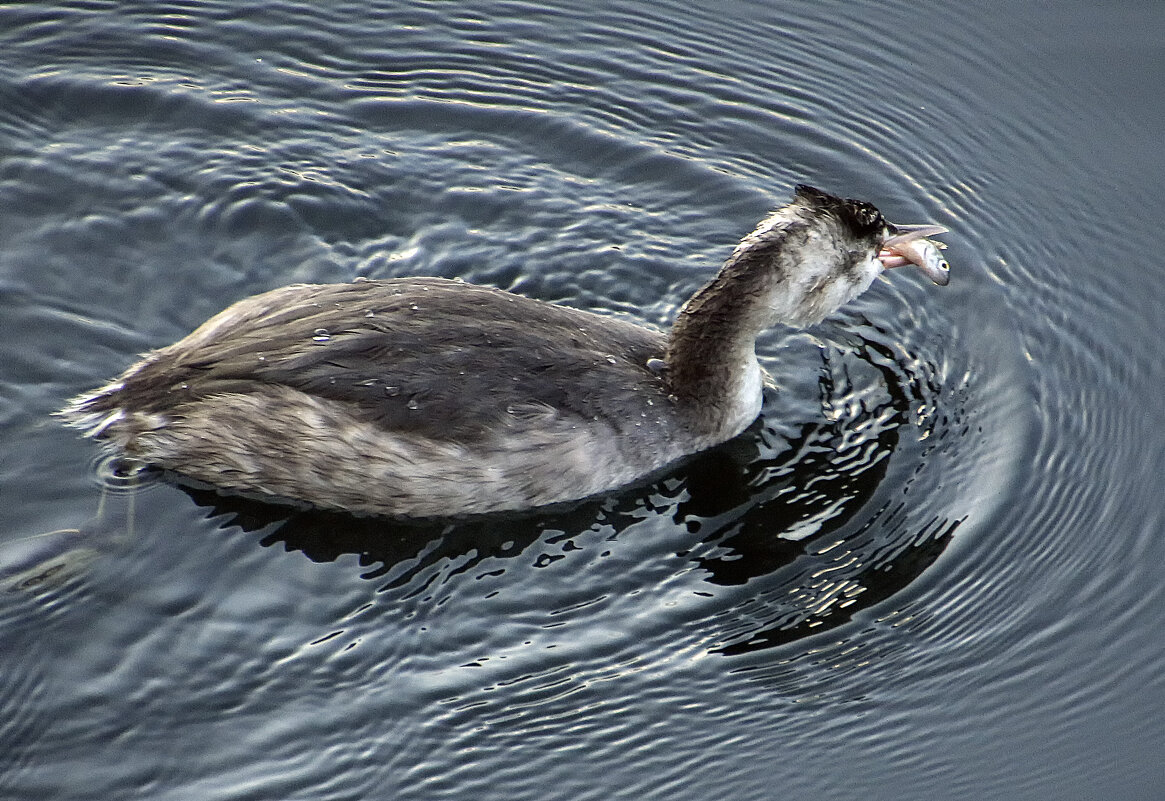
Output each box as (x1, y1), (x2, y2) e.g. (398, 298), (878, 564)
(1, 1), (1162, 800)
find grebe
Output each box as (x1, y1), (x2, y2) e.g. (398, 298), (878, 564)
(60, 185), (950, 518)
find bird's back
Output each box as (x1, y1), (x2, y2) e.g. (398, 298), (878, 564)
(81, 278), (673, 440)
(63, 278), (691, 516)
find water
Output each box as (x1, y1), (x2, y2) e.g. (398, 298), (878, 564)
(2, 1), (1162, 799)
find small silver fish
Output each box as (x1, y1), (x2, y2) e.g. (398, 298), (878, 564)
(880, 232), (950, 286)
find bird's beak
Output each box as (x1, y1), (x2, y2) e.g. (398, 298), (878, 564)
(882, 223), (949, 247)
(878, 223), (951, 285)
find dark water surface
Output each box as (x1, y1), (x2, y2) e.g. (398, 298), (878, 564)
(2, 1), (1163, 799)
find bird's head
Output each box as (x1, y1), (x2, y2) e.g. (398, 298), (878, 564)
(729, 184), (949, 328)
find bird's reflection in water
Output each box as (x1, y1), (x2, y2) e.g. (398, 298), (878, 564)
(179, 335), (959, 655)
(680, 334), (962, 654)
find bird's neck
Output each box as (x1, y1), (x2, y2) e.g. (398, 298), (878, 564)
(664, 255), (778, 436)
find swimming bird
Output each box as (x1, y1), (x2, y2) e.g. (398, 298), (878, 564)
(59, 185), (949, 518)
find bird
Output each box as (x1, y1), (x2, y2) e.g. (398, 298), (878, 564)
(59, 185), (949, 518)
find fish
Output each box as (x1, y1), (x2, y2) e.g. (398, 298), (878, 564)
(879, 233), (950, 286)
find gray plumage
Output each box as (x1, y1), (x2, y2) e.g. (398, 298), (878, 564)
(60, 185), (949, 517)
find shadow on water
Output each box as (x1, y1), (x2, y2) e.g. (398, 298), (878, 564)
(168, 330), (959, 656)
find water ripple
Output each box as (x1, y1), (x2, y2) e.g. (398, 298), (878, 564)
(1, 0), (1162, 799)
